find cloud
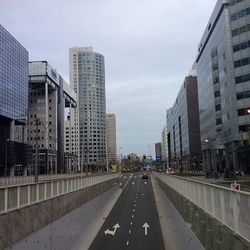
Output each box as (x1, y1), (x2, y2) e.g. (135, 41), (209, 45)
(0, 0), (217, 156)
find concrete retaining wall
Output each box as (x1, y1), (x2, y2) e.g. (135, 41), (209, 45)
(0, 177), (118, 250)
(156, 177), (250, 250)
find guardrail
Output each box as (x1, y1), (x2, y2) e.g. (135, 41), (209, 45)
(0, 172), (111, 187)
(0, 173), (119, 215)
(155, 173), (250, 243)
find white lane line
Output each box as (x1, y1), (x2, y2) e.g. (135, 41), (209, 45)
(130, 222), (133, 225)
(132, 215), (134, 218)
(129, 230), (131, 234)
(133, 209), (135, 212)
(126, 241), (129, 246)
(134, 204), (136, 207)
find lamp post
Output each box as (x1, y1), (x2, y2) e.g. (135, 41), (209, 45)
(4, 139), (10, 177)
(119, 147), (123, 171)
(34, 118), (39, 182)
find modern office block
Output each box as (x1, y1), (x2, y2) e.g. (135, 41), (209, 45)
(0, 24), (32, 176)
(68, 47), (106, 171)
(155, 142), (162, 161)
(196, 0), (250, 174)
(106, 113), (117, 166)
(166, 73), (201, 172)
(26, 61), (77, 174)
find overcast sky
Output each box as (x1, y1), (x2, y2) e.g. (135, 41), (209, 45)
(1, 0), (216, 157)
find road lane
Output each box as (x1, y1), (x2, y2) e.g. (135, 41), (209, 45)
(90, 172), (164, 250)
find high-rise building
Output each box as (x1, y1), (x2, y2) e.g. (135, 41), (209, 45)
(166, 73), (201, 172)
(106, 113), (117, 166)
(0, 24), (32, 176)
(196, 0), (250, 175)
(26, 61), (77, 174)
(68, 47), (106, 171)
(155, 142), (162, 161)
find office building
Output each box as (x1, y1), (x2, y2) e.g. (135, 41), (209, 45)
(26, 61), (77, 174)
(106, 113), (117, 166)
(196, 0), (250, 174)
(155, 142), (162, 161)
(161, 125), (168, 165)
(167, 73), (201, 172)
(68, 47), (106, 171)
(0, 24), (32, 176)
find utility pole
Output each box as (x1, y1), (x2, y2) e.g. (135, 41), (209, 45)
(35, 118), (39, 182)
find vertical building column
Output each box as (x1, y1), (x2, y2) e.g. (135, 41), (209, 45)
(45, 81), (49, 149)
(10, 120), (15, 141)
(69, 102), (72, 155)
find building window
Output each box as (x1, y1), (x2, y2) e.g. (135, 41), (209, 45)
(234, 57), (250, 68)
(214, 91), (221, 98)
(216, 118), (222, 125)
(235, 73), (250, 84)
(239, 124), (250, 132)
(231, 7), (250, 21)
(237, 90), (250, 100)
(215, 104), (221, 111)
(233, 40), (250, 53)
(232, 24), (250, 37)
(238, 107), (250, 116)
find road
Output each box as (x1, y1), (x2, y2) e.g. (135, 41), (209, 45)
(90, 172), (164, 250)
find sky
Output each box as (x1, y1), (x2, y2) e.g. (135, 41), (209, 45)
(1, 0), (216, 157)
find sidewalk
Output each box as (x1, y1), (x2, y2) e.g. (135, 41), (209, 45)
(151, 174), (204, 250)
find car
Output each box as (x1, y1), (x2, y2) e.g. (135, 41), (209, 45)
(141, 172), (149, 179)
(166, 168), (174, 174)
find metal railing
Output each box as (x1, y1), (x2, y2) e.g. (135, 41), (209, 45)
(0, 173), (119, 215)
(0, 172), (111, 187)
(155, 172), (250, 243)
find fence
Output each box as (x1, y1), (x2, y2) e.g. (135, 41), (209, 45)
(0, 173), (119, 214)
(155, 173), (250, 243)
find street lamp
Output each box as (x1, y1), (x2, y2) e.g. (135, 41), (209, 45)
(119, 147), (123, 171)
(5, 139), (10, 177)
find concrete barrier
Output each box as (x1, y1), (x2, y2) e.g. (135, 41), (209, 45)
(155, 173), (250, 250)
(0, 176), (119, 250)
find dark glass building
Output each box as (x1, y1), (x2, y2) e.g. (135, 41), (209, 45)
(0, 24), (30, 176)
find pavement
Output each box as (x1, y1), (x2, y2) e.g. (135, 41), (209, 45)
(6, 186), (122, 250)
(151, 173), (204, 250)
(90, 173), (164, 250)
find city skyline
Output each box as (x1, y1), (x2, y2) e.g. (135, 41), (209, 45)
(0, 0), (217, 156)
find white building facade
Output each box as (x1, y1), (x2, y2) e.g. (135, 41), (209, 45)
(67, 47), (106, 171)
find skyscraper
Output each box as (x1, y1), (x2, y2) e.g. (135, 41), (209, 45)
(68, 47), (106, 171)
(106, 113), (117, 166)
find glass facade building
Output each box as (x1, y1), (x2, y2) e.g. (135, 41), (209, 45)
(0, 25), (31, 176)
(0, 24), (28, 124)
(196, 0), (250, 175)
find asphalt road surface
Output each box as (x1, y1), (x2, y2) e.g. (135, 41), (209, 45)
(90, 172), (164, 250)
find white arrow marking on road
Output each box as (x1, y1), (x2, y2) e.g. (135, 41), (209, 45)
(142, 222), (150, 236)
(104, 223), (120, 236)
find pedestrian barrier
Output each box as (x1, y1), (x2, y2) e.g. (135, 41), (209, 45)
(155, 173), (250, 243)
(0, 173), (119, 214)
